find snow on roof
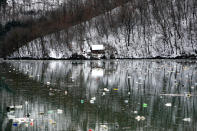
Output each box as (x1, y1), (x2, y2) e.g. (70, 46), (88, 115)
(91, 45), (104, 51)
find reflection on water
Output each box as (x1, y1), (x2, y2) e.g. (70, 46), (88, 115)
(0, 60), (197, 131)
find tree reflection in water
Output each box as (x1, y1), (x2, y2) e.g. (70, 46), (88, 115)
(0, 60), (197, 130)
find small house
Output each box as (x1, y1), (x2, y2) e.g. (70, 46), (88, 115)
(90, 45), (105, 59)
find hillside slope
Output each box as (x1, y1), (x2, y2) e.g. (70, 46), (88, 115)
(1, 0), (197, 59)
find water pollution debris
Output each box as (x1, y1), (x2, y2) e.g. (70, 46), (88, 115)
(39, 112), (45, 115)
(102, 92), (106, 96)
(48, 110), (53, 114)
(135, 116), (146, 121)
(64, 91), (68, 95)
(57, 109), (63, 114)
(128, 92), (131, 95)
(47, 82), (50, 86)
(90, 97), (96, 104)
(182, 118), (191, 122)
(160, 93), (193, 97)
(133, 111), (138, 114)
(6, 105), (23, 112)
(13, 123), (18, 127)
(124, 100), (129, 104)
(25, 101), (28, 105)
(100, 125), (108, 131)
(143, 103), (148, 108)
(113, 88), (119, 91)
(30, 122), (34, 126)
(104, 88), (109, 92)
(165, 103), (172, 107)
(81, 100), (84, 104)
(49, 119), (57, 125)
(11, 117), (33, 125)
(26, 113), (31, 118)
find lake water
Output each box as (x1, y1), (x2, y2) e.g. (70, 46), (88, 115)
(0, 60), (197, 131)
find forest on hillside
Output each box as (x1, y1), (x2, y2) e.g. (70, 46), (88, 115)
(0, 0), (197, 59)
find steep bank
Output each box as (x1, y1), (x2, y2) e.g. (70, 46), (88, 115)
(1, 0), (197, 59)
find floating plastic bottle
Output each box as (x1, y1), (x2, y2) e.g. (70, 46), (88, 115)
(81, 100), (84, 104)
(143, 103), (148, 108)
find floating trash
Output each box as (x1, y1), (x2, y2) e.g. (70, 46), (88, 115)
(134, 111), (138, 114)
(57, 109), (63, 114)
(124, 100), (129, 104)
(47, 82), (50, 86)
(52, 122), (56, 125)
(183, 118), (191, 122)
(65, 91), (68, 95)
(25, 101), (28, 105)
(135, 116), (146, 121)
(90, 100), (95, 104)
(15, 105), (23, 109)
(30, 122), (34, 126)
(39, 112), (44, 115)
(191, 86), (195, 89)
(7, 106), (15, 112)
(185, 93), (191, 97)
(143, 103), (148, 108)
(49, 119), (53, 124)
(104, 88), (109, 92)
(100, 125), (108, 131)
(13, 123), (18, 127)
(26, 113), (30, 118)
(102, 92), (106, 96)
(25, 123), (29, 127)
(128, 92), (131, 95)
(114, 88), (119, 91)
(80, 100), (84, 104)
(91, 97), (96, 101)
(48, 110), (53, 114)
(90, 97), (96, 104)
(88, 129), (93, 131)
(165, 103), (172, 107)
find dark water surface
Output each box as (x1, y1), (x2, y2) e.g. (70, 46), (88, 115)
(0, 60), (197, 131)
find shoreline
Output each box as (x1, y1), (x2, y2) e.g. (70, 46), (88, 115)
(2, 56), (197, 61)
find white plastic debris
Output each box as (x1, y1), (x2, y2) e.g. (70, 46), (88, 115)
(165, 103), (172, 107)
(128, 92), (131, 95)
(124, 100), (129, 103)
(133, 111), (138, 114)
(135, 116), (146, 121)
(25, 101), (28, 105)
(65, 91), (68, 95)
(15, 105), (23, 109)
(47, 82), (50, 85)
(91, 97), (96, 101)
(104, 88), (109, 92)
(90, 100), (95, 104)
(57, 109), (63, 114)
(183, 118), (191, 122)
(100, 125), (108, 131)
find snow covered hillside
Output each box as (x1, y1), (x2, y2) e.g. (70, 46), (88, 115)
(1, 0), (197, 59)
(0, 0), (66, 24)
